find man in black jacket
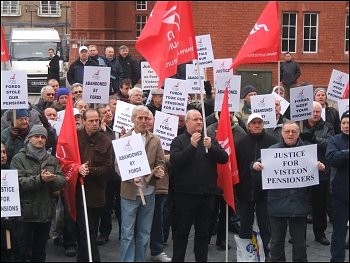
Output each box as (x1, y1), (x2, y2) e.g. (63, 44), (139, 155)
(117, 45), (141, 87)
(170, 109), (228, 262)
(47, 48), (60, 83)
(280, 52), (301, 100)
(235, 113), (279, 259)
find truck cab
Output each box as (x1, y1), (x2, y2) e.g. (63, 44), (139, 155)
(9, 28), (66, 94)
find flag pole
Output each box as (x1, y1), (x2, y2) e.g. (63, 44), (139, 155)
(80, 178), (93, 262)
(225, 204), (229, 262)
(196, 60), (208, 153)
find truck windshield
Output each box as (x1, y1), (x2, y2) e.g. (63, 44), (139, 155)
(11, 42), (58, 61)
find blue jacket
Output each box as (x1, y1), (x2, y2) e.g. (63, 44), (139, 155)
(266, 138), (311, 217)
(67, 58), (98, 85)
(326, 133), (349, 203)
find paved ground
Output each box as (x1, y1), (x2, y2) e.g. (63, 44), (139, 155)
(45, 216), (348, 262)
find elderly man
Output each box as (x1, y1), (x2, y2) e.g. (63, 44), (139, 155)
(170, 109), (228, 262)
(10, 125), (66, 261)
(147, 88), (164, 116)
(117, 105), (165, 262)
(129, 87), (144, 105)
(117, 45), (141, 86)
(34, 85), (57, 113)
(252, 121), (326, 261)
(236, 85), (258, 125)
(300, 101), (335, 246)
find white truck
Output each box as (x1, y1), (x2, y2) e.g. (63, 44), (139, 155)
(9, 28), (66, 94)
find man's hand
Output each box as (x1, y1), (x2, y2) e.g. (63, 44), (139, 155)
(191, 132), (202, 148)
(134, 177), (141, 187)
(252, 162), (264, 171)
(79, 161), (90, 177)
(10, 127), (20, 140)
(203, 137), (212, 149)
(153, 166), (164, 179)
(41, 169), (56, 182)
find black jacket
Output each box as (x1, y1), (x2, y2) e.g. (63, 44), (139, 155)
(235, 130), (279, 201)
(170, 130), (228, 195)
(48, 54), (60, 82)
(67, 58), (99, 85)
(117, 55), (141, 86)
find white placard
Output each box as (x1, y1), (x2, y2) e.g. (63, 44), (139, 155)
(337, 99), (349, 119)
(195, 34), (214, 68)
(251, 94), (277, 128)
(113, 100), (136, 133)
(261, 144), (319, 189)
(162, 78), (188, 116)
(290, 85), (313, 121)
(186, 63), (205, 94)
(213, 58), (233, 86)
(153, 111), (179, 151)
(82, 66), (110, 104)
(327, 69), (349, 101)
(1, 70), (28, 110)
(1, 170), (21, 217)
(214, 75), (241, 112)
(272, 92), (290, 116)
(113, 133), (151, 181)
(141, 61), (159, 90)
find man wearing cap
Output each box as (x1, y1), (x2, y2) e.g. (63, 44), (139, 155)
(236, 84), (258, 126)
(314, 87), (341, 134)
(10, 125), (66, 261)
(67, 45), (98, 85)
(326, 110), (349, 262)
(147, 88), (164, 116)
(235, 113), (279, 259)
(53, 87), (70, 112)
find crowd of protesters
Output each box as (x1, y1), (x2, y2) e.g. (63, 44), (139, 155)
(1, 45), (348, 263)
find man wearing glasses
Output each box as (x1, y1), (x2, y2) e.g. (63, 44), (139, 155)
(71, 83), (84, 103)
(34, 85), (57, 113)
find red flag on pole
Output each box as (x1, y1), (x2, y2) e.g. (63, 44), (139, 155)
(135, 1), (197, 86)
(230, 1), (280, 70)
(216, 88), (240, 211)
(342, 82), (349, 99)
(56, 94), (81, 221)
(1, 27), (10, 62)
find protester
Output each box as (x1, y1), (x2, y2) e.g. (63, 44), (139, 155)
(118, 45), (141, 86)
(115, 79), (132, 103)
(170, 109), (228, 261)
(34, 85), (57, 113)
(129, 87), (144, 105)
(147, 88), (164, 116)
(236, 84), (258, 125)
(265, 99), (289, 139)
(253, 121), (325, 261)
(74, 99), (90, 115)
(280, 52), (301, 100)
(10, 125), (66, 261)
(76, 108), (114, 262)
(105, 46), (124, 94)
(54, 87), (70, 111)
(117, 105), (165, 262)
(71, 83), (84, 104)
(47, 48), (60, 82)
(44, 107), (58, 121)
(326, 110), (349, 262)
(235, 113), (279, 259)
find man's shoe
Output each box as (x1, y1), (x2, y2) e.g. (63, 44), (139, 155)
(306, 214), (313, 224)
(346, 240), (349, 249)
(97, 235), (109, 246)
(315, 236), (330, 245)
(216, 240), (232, 251)
(65, 247), (77, 257)
(150, 252), (172, 262)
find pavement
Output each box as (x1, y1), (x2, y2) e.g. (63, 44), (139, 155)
(45, 216), (349, 262)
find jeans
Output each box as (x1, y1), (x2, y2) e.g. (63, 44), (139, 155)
(270, 216), (307, 262)
(238, 200), (270, 256)
(172, 193), (215, 262)
(330, 195), (349, 262)
(20, 222), (51, 262)
(120, 194), (155, 262)
(150, 194), (167, 256)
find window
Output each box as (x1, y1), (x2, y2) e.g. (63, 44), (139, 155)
(303, 13), (318, 53)
(136, 15), (147, 38)
(281, 13), (297, 53)
(1, 1), (20, 16)
(345, 14), (349, 53)
(38, 1), (60, 17)
(136, 1), (147, 11)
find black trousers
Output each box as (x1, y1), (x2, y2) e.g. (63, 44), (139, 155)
(311, 179), (329, 239)
(172, 193), (215, 262)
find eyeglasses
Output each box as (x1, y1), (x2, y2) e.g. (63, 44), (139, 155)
(136, 116), (149, 121)
(46, 93), (55, 96)
(283, 130), (298, 134)
(74, 91), (83, 94)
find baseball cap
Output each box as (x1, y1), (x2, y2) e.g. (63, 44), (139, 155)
(151, 88), (164, 95)
(79, 46), (88, 52)
(247, 113), (264, 125)
(73, 108), (81, 116)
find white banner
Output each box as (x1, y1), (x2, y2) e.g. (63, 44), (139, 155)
(82, 66), (110, 104)
(186, 63), (205, 94)
(1, 170), (21, 217)
(113, 134), (151, 181)
(1, 70), (28, 110)
(195, 34), (214, 68)
(337, 99), (349, 119)
(113, 100), (136, 133)
(141, 61), (159, 90)
(290, 85), (313, 121)
(153, 111), (179, 151)
(214, 75), (241, 112)
(327, 69), (349, 101)
(213, 58), (233, 87)
(251, 94), (276, 128)
(261, 144), (319, 189)
(162, 78), (188, 116)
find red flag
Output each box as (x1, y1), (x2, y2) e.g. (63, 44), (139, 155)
(1, 27), (10, 62)
(342, 82), (349, 99)
(56, 94), (81, 221)
(135, 1), (197, 86)
(216, 88), (240, 211)
(230, 1), (280, 70)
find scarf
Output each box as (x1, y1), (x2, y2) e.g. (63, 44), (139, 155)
(27, 143), (47, 162)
